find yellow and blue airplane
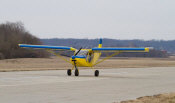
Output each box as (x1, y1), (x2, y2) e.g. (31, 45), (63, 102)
(19, 39), (150, 77)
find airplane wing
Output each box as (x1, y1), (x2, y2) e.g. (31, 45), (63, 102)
(91, 47), (151, 66)
(18, 44), (76, 51)
(92, 47), (150, 52)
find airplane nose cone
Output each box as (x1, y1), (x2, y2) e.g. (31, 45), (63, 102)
(72, 56), (76, 59)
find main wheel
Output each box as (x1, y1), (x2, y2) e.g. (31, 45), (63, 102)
(95, 70), (99, 77)
(75, 69), (79, 76)
(67, 69), (71, 76)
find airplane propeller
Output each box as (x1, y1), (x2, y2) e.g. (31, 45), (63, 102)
(74, 47), (82, 56)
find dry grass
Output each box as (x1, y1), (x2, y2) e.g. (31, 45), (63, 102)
(0, 57), (175, 72)
(119, 93), (175, 103)
(98, 57), (175, 69)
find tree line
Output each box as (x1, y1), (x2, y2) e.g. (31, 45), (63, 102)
(41, 38), (175, 53)
(41, 38), (171, 58)
(0, 22), (48, 59)
(0, 22), (172, 59)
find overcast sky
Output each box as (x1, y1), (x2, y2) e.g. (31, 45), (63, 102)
(0, 0), (175, 40)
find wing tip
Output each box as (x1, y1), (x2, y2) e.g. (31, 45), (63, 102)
(18, 44), (22, 47)
(145, 48), (149, 52)
(145, 47), (154, 52)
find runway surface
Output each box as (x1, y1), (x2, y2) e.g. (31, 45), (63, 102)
(0, 67), (175, 103)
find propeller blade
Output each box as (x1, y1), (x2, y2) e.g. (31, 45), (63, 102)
(74, 47), (82, 56)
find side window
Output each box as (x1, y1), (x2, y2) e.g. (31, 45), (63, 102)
(87, 52), (94, 62)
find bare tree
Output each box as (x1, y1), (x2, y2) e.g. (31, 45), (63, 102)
(0, 22), (49, 59)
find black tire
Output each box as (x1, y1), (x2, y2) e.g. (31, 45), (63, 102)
(95, 70), (99, 77)
(75, 69), (79, 76)
(67, 69), (71, 76)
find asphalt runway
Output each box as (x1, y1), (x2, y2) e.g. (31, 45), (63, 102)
(0, 67), (175, 103)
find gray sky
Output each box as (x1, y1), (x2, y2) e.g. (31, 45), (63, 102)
(0, 0), (175, 40)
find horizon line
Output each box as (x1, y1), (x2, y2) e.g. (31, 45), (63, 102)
(39, 37), (175, 41)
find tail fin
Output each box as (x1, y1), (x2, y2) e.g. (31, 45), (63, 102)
(91, 38), (102, 65)
(98, 38), (102, 48)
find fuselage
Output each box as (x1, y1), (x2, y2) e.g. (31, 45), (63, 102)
(70, 39), (102, 67)
(70, 49), (101, 67)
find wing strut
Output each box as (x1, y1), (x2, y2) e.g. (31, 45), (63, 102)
(46, 49), (71, 64)
(93, 51), (122, 66)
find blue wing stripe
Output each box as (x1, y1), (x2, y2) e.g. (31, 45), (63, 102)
(19, 44), (71, 50)
(92, 48), (145, 51)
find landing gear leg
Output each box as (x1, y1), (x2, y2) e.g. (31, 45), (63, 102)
(72, 60), (79, 76)
(74, 65), (79, 76)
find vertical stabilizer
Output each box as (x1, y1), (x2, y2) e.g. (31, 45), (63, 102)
(98, 38), (102, 48)
(91, 39), (102, 65)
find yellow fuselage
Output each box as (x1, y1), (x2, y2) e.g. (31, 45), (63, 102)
(70, 58), (92, 67)
(70, 49), (101, 67)
(70, 43), (102, 67)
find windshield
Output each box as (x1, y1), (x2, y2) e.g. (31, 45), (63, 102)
(76, 50), (88, 56)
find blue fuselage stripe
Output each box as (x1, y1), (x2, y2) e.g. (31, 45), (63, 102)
(19, 44), (70, 50)
(92, 48), (145, 51)
(71, 56), (86, 59)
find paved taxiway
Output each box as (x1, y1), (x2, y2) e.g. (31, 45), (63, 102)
(0, 67), (175, 103)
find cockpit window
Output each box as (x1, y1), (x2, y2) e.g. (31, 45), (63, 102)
(76, 50), (88, 56)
